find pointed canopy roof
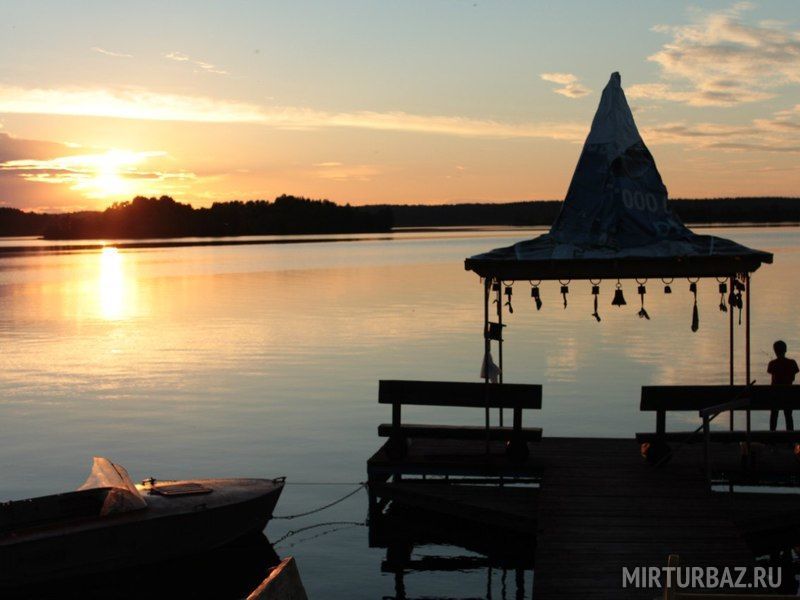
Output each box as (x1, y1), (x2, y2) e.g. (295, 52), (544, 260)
(465, 72), (772, 280)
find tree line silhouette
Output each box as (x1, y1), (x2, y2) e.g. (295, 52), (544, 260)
(382, 197), (800, 228)
(0, 195), (393, 239)
(1, 196), (799, 239)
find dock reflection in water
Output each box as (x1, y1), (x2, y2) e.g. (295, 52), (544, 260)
(370, 501), (535, 600)
(3, 533), (279, 600)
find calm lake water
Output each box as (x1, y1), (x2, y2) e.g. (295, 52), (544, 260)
(1, 226), (798, 598)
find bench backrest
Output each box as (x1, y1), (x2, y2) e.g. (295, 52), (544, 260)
(379, 380), (542, 409)
(641, 385), (800, 411)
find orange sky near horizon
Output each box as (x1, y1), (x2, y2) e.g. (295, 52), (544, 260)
(1, 1), (799, 212)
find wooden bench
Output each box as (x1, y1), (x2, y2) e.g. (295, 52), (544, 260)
(636, 385), (800, 446)
(378, 380), (543, 460)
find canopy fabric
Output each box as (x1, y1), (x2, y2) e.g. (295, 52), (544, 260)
(465, 72), (772, 281)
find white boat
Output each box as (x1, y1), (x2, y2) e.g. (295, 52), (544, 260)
(0, 457), (284, 587)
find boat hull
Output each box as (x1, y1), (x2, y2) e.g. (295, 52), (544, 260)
(0, 478), (283, 587)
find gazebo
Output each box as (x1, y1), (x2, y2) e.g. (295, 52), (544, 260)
(465, 72), (773, 434)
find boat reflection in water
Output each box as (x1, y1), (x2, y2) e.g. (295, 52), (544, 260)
(370, 501), (535, 600)
(4, 532), (280, 600)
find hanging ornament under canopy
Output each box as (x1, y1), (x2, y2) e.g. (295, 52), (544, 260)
(717, 278), (728, 313)
(530, 280), (542, 311)
(689, 279), (699, 332)
(733, 278), (745, 325)
(637, 279), (650, 320)
(504, 283), (514, 314)
(612, 279), (627, 307)
(590, 279), (601, 322)
(662, 278), (673, 294)
(559, 279), (570, 309)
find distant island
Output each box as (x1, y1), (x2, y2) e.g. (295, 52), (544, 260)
(1, 195), (799, 240)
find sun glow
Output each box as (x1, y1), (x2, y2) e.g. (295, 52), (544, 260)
(74, 150), (144, 199)
(0, 148), (169, 201)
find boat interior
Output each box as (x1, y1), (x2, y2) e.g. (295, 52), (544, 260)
(0, 488), (113, 534)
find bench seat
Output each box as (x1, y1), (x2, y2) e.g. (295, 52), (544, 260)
(640, 385), (800, 411)
(637, 430), (800, 444)
(379, 380), (542, 409)
(379, 423), (543, 441)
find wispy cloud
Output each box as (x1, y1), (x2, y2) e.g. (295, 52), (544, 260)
(312, 162), (382, 182)
(643, 105), (800, 153)
(0, 86), (265, 123)
(91, 46), (132, 58)
(0, 132), (84, 163)
(0, 85), (587, 141)
(630, 3), (800, 106)
(540, 72), (591, 98)
(165, 52), (228, 75)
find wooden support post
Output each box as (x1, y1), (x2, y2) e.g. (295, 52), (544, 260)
(483, 278), (491, 454)
(483, 278), (490, 387)
(392, 402), (401, 438)
(367, 477), (378, 523)
(703, 415), (711, 484)
(729, 275), (735, 431)
(496, 281), (504, 427)
(745, 274), (751, 439)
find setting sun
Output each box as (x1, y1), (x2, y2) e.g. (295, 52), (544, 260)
(0, 148), (168, 203)
(77, 150), (142, 199)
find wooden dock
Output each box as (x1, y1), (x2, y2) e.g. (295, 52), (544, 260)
(368, 436), (800, 598)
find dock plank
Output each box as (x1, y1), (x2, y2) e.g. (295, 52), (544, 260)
(533, 438), (756, 599)
(368, 435), (800, 598)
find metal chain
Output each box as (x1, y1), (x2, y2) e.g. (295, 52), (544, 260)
(271, 482), (367, 520)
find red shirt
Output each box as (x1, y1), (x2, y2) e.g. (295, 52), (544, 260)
(768, 357), (799, 385)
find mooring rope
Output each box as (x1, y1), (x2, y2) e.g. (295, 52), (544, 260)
(271, 482), (367, 520)
(272, 520), (366, 548)
(283, 481), (365, 486)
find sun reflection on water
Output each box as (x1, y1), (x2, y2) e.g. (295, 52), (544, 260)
(98, 246), (130, 320)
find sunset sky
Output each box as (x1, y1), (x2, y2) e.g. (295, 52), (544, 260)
(1, 0), (799, 212)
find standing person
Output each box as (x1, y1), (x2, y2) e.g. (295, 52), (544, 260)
(768, 340), (799, 431)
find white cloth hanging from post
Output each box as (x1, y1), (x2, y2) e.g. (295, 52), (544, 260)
(480, 351), (501, 384)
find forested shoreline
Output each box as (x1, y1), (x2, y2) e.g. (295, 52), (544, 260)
(1, 195), (799, 240)
(0, 195), (394, 239)
(383, 197), (800, 228)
